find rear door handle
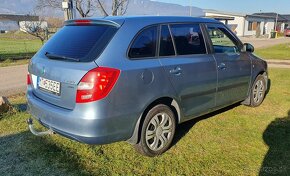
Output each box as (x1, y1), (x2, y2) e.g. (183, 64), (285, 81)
(169, 67), (182, 75)
(218, 63), (227, 70)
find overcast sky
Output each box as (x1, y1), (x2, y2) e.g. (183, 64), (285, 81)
(153, 0), (290, 14)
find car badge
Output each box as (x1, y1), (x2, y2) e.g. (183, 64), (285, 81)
(42, 67), (46, 75)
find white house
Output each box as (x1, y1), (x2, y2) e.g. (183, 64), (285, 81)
(19, 21), (48, 33)
(204, 10), (287, 37)
(0, 14), (39, 32)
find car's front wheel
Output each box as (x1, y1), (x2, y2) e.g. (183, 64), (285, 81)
(134, 104), (176, 157)
(250, 75), (267, 107)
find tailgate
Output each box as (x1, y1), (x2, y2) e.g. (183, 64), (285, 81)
(27, 20), (120, 109)
(28, 56), (97, 110)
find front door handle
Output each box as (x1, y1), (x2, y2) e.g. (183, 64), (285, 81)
(169, 67), (182, 75)
(218, 63), (227, 70)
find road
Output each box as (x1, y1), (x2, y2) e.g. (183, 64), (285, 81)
(0, 37), (290, 97)
(0, 64), (27, 97)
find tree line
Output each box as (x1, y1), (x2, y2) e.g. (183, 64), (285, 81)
(21, 0), (130, 44)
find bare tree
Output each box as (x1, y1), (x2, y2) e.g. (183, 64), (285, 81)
(112, 0), (129, 16)
(36, 0), (61, 9)
(36, 0), (95, 17)
(96, 0), (129, 16)
(36, 0), (129, 17)
(96, 0), (108, 16)
(75, 0), (93, 17)
(45, 17), (64, 28)
(20, 20), (48, 45)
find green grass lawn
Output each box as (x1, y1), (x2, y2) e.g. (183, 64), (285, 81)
(0, 32), (42, 61)
(0, 59), (30, 67)
(255, 43), (290, 60)
(0, 68), (290, 175)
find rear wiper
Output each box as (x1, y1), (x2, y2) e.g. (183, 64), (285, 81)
(45, 52), (80, 62)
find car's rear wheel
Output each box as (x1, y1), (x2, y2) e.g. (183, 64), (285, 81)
(250, 75), (266, 107)
(134, 104), (176, 157)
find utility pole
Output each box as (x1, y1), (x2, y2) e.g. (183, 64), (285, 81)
(62, 0), (74, 20)
(275, 13), (278, 31)
(189, 0), (192, 16)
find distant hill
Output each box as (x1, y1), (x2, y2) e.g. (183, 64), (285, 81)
(119, 0), (203, 16)
(0, 0), (37, 15)
(0, 0), (204, 17)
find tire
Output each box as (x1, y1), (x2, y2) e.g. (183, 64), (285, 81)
(250, 75), (267, 107)
(134, 104), (176, 157)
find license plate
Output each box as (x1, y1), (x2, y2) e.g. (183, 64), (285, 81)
(38, 77), (61, 96)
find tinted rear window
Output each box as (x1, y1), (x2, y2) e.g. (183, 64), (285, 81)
(159, 25), (175, 57)
(128, 26), (157, 59)
(170, 24), (206, 55)
(40, 25), (117, 62)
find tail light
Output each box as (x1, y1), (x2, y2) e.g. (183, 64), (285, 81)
(27, 73), (32, 85)
(76, 67), (120, 103)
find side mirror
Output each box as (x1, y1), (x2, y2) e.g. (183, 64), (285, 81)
(243, 43), (254, 53)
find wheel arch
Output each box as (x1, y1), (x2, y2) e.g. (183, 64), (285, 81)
(242, 70), (268, 105)
(254, 71), (268, 92)
(127, 96), (181, 144)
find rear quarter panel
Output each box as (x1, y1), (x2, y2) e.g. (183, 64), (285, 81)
(95, 19), (180, 136)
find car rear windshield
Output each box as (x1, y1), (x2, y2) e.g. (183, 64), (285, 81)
(40, 25), (118, 62)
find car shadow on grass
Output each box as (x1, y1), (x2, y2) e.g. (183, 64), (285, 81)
(0, 131), (89, 176)
(14, 103), (27, 112)
(171, 78), (271, 147)
(259, 110), (290, 175)
(172, 102), (241, 147)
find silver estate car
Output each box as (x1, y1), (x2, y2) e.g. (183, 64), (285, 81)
(27, 16), (268, 157)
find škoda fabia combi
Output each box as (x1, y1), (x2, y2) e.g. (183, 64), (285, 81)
(27, 16), (268, 157)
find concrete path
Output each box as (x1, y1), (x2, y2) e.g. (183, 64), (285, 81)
(240, 37), (290, 49)
(266, 60), (290, 69)
(0, 64), (27, 97)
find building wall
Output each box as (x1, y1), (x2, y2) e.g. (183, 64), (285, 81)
(265, 21), (275, 34)
(244, 17), (261, 36)
(0, 21), (19, 31)
(205, 11), (283, 37)
(244, 17), (275, 36)
(19, 21), (48, 33)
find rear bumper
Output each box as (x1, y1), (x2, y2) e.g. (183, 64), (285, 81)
(27, 90), (137, 144)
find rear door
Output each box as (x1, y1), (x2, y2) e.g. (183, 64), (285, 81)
(159, 23), (217, 120)
(205, 23), (251, 107)
(28, 22), (119, 109)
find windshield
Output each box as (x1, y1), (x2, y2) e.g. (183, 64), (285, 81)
(39, 25), (118, 62)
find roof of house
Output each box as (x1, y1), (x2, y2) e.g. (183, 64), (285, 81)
(203, 10), (290, 22)
(252, 13), (288, 21)
(203, 9), (246, 17)
(281, 15), (290, 21)
(0, 14), (39, 21)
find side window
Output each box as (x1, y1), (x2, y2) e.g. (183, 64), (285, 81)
(170, 24), (206, 55)
(207, 26), (239, 54)
(159, 25), (175, 56)
(129, 26), (157, 59)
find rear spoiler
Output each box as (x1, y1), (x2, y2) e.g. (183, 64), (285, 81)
(64, 19), (121, 28)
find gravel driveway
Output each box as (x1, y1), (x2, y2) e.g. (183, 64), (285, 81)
(0, 64), (27, 97)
